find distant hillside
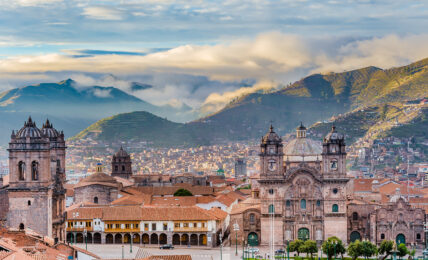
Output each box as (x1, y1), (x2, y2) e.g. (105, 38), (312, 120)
(71, 111), (210, 147)
(0, 79), (194, 144)
(73, 58), (428, 147)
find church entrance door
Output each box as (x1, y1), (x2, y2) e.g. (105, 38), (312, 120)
(298, 228), (310, 241)
(248, 232), (259, 246)
(350, 231), (361, 242)
(396, 234), (406, 245)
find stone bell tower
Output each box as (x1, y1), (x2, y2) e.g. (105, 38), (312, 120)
(111, 146), (133, 179)
(7, 117), (66, 241)
(321, 125), (349, 242)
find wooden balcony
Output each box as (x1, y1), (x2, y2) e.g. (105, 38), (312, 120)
(173, 227), (208, 232)
(104, 228), (140, 233)
(66, 227), (93, 232)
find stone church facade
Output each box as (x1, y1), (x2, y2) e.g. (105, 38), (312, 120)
(6, 118), (66, 242)
(257, 124), (349, 245)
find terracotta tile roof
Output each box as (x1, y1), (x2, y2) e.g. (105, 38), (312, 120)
(111, 194), (152, 206)
(140, 255), (192, 260)
(103, 206), (143, 221)
(353, 179), (374, 192)
(215, 194), (236, 207)
(129, 186), (214, 196)
(207, 207), (227, 220)
(379, 183), (424, 196)
(196, 196), (216, 204)
(67, 207), (103, 220)
(150, 196), (197, 207)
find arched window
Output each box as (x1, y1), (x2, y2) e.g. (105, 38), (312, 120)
(316, 200), (321, 207)
(114, 165), (118, 171)
(249, 214), (255, 223)
(286, 200), (291, 207)
(268, 204), (275, 214)
(381, 233), (385, 240)
(19, 223), (24, 230)
(18, 161), (25, 180)
(332, 204), (339, 212)
(352, 212), (358, 220)
(122, 165), (125, 171)
(27, 200), (31, 206)
(31, 161), (38, 180)
(94, 197), (98, 204)
(300, 199), (306, 209)
(417, 233), (421, 240)
(268, 189), (274, 195)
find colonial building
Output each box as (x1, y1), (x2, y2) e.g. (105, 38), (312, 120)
(65, 205), (227, 247)
(111, 147), (133, 179)
(73, 163), (122, 205)
(6, 118), (66, 241)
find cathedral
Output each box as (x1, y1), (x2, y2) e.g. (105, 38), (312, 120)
(231, 124), (426, 247)
(6, 118), (66, 242)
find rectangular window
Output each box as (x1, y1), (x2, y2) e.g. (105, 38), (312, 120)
(125, 224), (130, 229)
(163, 223), (168, 231)
(135, 224), (139, 229)
(183, 223), (188, 228)
(152, 223), (156, 231)
(174, 223), (180, 228)
(144, 223), (149, 231)
(202, 223), (206, 228)
(194, 223), (197, 228)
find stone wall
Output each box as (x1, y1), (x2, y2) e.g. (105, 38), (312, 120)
(74, 185), (117, 205)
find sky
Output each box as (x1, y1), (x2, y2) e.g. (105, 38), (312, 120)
(0, 0), (428, 115)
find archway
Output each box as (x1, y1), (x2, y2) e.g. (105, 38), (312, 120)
(181, 234), (189, 245)
(93, 233), (102, 244)
(199, 234), (207, 246)
(106, 234), (113, 244)
(159, 233), (167, 245)
(150, 233), (158, 244)
(350, 231), (361, 242)
(298, 228), (310, 241)
(114, 234), (122, 244)
(133, 234), (140, 244)
(396, 234), (406, 245)
(173, 234), (180, 245)
(248, 232), (259, 246)
(124, 233), (131, 244)
(19, 223), (24, 230)
(76, 233), (84, 243)
(66, 233), (74, 243)
(142, 234), (149, 245)
(86, 233), (93, 243)
(190, 234), (198, 246)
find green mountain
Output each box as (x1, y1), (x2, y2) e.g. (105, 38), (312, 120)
(0, 79), (194, 144)
(73, 58), (428, 146)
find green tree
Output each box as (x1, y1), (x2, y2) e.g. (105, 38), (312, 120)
(322, 237), (346, 260)
(289, 239), (304, 256)
(347, 240), (363, 260)
(378, 240), (394, 260)
(301, 240), (318, 259)
(173, 188), (193, 196)
(380, 104), (388, 120)
(361, 240), (377, 259)
(397, 243), (408, 260)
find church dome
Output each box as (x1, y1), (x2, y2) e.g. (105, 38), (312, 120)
(324, 125), (344, 143)
(114, 146), (129, 158)
(41, 119), (59, 138)
(16, 117), (42, 138)
(262, 125), (281, 144)
(80, 172), (118, 184)
(284, 123), (322, 161)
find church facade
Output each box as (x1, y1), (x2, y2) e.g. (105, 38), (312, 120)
(257, 124), (349, 245)
(6, 118), (66, 242)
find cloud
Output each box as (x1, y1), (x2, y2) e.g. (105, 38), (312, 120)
(92, 88), (112, 98)
(14, 0), (62, 7)
(1, 32), (428, 113)
(83, 6), (124, 20)
(201, 80), (279, 114)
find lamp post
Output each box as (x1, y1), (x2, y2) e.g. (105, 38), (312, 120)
(84, 229), (87, 251)
(122, 244), (124, 259)
(219, 234), (223, 260)
(233, 222), (240, 256)
(130, 233), (133, 254)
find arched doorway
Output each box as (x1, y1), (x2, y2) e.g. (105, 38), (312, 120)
(150, 233), (158, 244)
(199, 234), (207, 246)
(142, 234), (149, 245)
(190, 234), (198, 246)
(19, 223), (25, 230)
(396, 234), (406, 245)
(350, 231), (361, 242)
(159, 233), (167, 245)
(66, 233), (74, 243)
(106, 234), (113, 244)
(248, 232), (259, 246)
(133, 234), (140, 244)
(93, 233), (102, 244)
(298, 228), (310, 241)
(114, 234), (122, 244)
(86, 233), (93, 243)
(173, 234), (180, 245)
(181, 234), (189, 245)
(76, 233), (84, 243)
(124, 234), (131, 244)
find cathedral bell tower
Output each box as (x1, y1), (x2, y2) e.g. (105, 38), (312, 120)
(260, 125), (283, 179)
(111, 146), (133, 179)
(321, 125), (346, 177)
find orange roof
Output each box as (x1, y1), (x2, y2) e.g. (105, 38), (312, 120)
(353, 179), (374, 192)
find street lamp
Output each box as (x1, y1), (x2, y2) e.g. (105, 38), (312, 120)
(233, 222), (240, 256)
(84, 228), (87, 251)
